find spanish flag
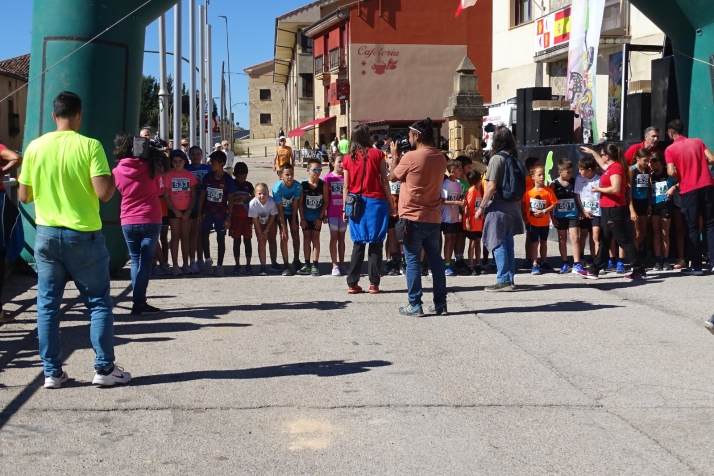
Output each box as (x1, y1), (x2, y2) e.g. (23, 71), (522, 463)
(455, 0), (477, 17)
(554, 7), (571, 44)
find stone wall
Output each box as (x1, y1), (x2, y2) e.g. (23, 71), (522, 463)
(247, 67), (286, 140)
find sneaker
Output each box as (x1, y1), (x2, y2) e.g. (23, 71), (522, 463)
(576, 268), (599, 280)
(520, 259), (532, 270)
(681, 268), (704, 276)
(704, 320), (714, 335)
(653, 262), (663, 271)
(445, 266), (455, 277)
(531, 265), (542, 275)
(258, 265), (268, 276)
(182, 264), (192, 275)
(282, 264), (294, 276)
(0, 309), (15, 323)
(152, 266), (163, 277)
(244, 265), (253, 276)
(572, 263), (585, 274)
(540, 262), (554, 272)
(428, 304), (448, 316)
(172, 265), (183, 276)
(382, 260), (393, 275)
(348, 285), (363, 294)
(421, 263), (429, 276)
(339, 265), (349, 276)
(428, 269), (433, 276)
(214, 265), (224, 277)
(399, 304), (424, 316)
(624, 269), (647, 280)
(297, 265), (311, 275)
(559, 263), (571, 274)
(606, 260), (616, 272)
(311, 265), (319, 277)
(270, 262), (283, 273)
(130, 303), (161, 315)
(161, 263), (172, 275)
(196, 259), (205, 271)
(92, 365), (132, 386)
(233, 265), (242, 275)
(369, 284), (379, 294)
(204, 258), (213, 275)
(44, 370), (69, 389)
(471, 265), (482, 276)
(616, 262), (626, 274)
(332, 266), (341, 276)
(387, 266), (399, 276)
(190, 262), (200, 274)
(484, 282), (514, 292)
(663, 262), (673, 271)
(674, 259), (686, 270)
(399, 261), (407, 275)
(293, 259), (303, 271)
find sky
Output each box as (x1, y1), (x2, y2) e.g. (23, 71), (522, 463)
(1, 0), (311, 130)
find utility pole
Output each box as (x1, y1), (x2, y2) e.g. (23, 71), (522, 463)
(218, 15), (233, 150)
(206, 24), (213, 153)
(173, 1), (183, 146)
(188, 0), (197, 146)
(199, 5), (206, 157)
(158, 14), (169, 142)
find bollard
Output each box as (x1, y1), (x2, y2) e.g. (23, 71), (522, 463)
(247, 147), (250, 158)
(265, 146), (267, 157)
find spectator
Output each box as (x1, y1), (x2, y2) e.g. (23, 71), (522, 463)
(222, 140), (235, 173)
(624, 127), (662, 165)
(19, 91), (131, 388)
(181, 139), (190, 154)
(389, 118), (448, 316)
(273, 136), (295, 174)
(141, 128), (152, 140)
(338, 134), (350, 155)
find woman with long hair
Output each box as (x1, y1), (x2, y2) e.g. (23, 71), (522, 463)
(342, 124), (394, 294)
(578, 143), (646, 280)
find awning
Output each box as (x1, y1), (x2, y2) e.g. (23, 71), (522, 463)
(288, 116), (336, 137)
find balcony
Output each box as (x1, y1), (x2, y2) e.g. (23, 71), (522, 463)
(329, 47), (346, 73)
(314, 55), (329, 80)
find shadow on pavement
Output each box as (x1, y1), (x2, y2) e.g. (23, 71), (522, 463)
(231, 301), (351, 312)
(476, 300), (623, 314)
(129, 359), (393, 386)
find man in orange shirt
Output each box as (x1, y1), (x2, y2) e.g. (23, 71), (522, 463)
(522, 165), (558, 275)
(273, 136), (294, 175)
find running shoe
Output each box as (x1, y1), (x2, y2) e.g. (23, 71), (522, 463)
(244, 265), (253, 276)
(311, 265), (319, 277)
(674, 259), (686, 270)
(44, 370), (69, 389)
(92, 365), (132, 386)
(616, 262), (626, 274)
(0, 310), (15, 323)
(421, 263), (429, 276)
(445, 266), (455, 277)
(196, 259), (205, 271)
(348, 285), (363, 294)
(531, 265), (542, 275)
(399, 261), (407, 276)
(558, 263), (571, 274)
(681, 268), (704, 276)
(624, 269), (647, 280)
(190, 262), (200, 274)
(484, 282), (514, 292)
(399, 304), (424, 316)
(297, 265), (311, 276)
(653, 262), (663, 271)
(214, 265), (224, 277)
(293, 259), (303, 271)
(270, 262), (283, 273)
(705, 319), (714, 335)
(258, 265), (268, 276)
(172, 265), (183, 277)
(332, 266), (341, 276)
(572, 263), (585, 274)
(520, 259), (532, 270)
(204, 258), (213, 275)
(576, 268), (599, 280)
(540, 262), (554, 272)
(663, 262), (673, 271)
(161, 263), (172, 275)
(233, 265), (242, 275)
(382, 259), (393, 275)
(282, 264), (294, 276)
(471, 265), (482, 276)
(182, 264), (193, 275)
(130, 303), (161, 315)
(387, 266), (399, 276)
(339, 265), (349, 275)
(152, 266), (163, 277)
(428, 304), (448, 316)
(369, 284), (379, 294)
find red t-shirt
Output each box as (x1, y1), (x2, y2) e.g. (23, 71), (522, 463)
(665, 136), (712, 194)
(624, 142), (662, 165)
(0, 143), (8, 192)
(344, 148), (386, 200)
(600, 161), (627, 208)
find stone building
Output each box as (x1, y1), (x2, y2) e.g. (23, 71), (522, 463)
(243, 60), (286, 140)
(0, 54), (30, 151)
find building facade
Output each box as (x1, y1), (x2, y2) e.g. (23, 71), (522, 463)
(244, 60), (286, 139)
(0, 54), (30, 151)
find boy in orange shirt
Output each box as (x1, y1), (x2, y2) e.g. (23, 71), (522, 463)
(522, 165), (558, 275)
(463, 170), (485, 275)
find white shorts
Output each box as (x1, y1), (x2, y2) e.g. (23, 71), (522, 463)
(328, 216), (347, 232)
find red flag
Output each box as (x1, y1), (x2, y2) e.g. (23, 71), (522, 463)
(455, 0), (477, 17)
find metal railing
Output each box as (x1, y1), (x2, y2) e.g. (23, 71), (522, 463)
(314, 55), (325, 75)
(329, 47), (346, 71)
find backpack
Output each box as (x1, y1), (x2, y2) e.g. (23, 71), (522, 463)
(495, 151), (527, 202)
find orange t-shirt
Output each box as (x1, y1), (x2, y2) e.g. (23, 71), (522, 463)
(462, 186), (484, 233)
(523, 186), (558, 227)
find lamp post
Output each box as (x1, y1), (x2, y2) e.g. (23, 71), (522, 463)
(218, 15), (233, 148)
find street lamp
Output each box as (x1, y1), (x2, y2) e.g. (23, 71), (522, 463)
(218, 15), (233, 148)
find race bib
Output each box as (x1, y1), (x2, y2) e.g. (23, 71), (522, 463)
(306, 195), (322, 209)
(281, 197), (292, 208)
(448, 192), (460, 202)
(331, 182), (343, 195)
(206, 187), (223, 203)
(654, 181), (668, 196)
(636, 174), (649, 188)
(390, 181), (401, 195)
(172, 178), (190, 192)
(258, 213), (269, 225)
(557, 198), (575, 213)
(582, 200), (599, 213)
(530, 198), (546, 212)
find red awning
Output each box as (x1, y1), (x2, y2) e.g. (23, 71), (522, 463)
(288, 116), (336, 137)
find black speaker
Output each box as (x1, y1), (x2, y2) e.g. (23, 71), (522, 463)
(651, 56), (680, 138)
(624, 92), (651, 141)
(516, 87), (552, 147)
(527, 110), (575, 146)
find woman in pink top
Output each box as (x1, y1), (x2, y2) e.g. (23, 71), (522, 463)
(163, 150), (198, 275)
(112, 133), (164, 315)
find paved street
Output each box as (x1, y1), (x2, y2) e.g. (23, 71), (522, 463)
(1, 158), (714, 474)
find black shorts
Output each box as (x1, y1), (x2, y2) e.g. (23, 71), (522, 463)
(278, 213), (296, 229)
(388, 215), (399, 229)
(528, 224), (550, 243)
(632, 198), (649, 216)
(168, 209), (197, 219)
(162, 216), (170, 227)
(555, 217), (579, 230)
(441, 222), (461, 234)
(579, 216), (601, 229)
(652, 201), (673, 218)
(465, 231), (482, 240)
(303, 220), (322, 232)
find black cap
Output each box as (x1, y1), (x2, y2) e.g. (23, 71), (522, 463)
(170, 149), (188, 161)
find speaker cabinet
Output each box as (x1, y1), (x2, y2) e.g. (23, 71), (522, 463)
(624, 92), (651, 142)
(527, 110), (575, 146)
(651, 56), (680, 138)
(516, 87), (552, 147)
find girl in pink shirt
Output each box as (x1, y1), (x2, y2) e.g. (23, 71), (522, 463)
(164, 150), (198, 275)
(324, 153), (347, 275)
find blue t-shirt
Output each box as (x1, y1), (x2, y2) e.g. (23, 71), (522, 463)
(651, 170), (675, 205)
(273, 180), (303, 215)
(186, 164), (211, 210)
(631, 165), (650, 201)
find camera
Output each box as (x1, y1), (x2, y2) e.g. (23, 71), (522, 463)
(132, 137), (169, 178)
(392, 132), (412, 153)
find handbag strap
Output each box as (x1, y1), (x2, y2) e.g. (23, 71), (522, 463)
(356, 149), (368, 198)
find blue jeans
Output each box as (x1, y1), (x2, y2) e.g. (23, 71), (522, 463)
(492, 230), (515, 284)
(403, 222), (446, 308)
(122, 224), (161, 309)
(35, 226), (114, 376)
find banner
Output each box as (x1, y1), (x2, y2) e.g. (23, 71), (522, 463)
(535, 7), (571, 54)
(607, 51), (623, 135)
(565, 0), (606, 143)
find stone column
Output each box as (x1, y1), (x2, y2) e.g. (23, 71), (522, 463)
(443, 57), (488, 161)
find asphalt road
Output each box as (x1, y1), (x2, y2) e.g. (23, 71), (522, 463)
(1, 158), (713, 475)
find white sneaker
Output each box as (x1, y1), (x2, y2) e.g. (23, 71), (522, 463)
(190, 262), (200, 274)
(204, 258), (213, 275)
(161, 263), (172, 276)
(214, 265), (224, 277)
(332, 266), (341, 276)
(705, 321), (714, 335)
(92, 365), (132, 386)
(44, 370), (69, 389)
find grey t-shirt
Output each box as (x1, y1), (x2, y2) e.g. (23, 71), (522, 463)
(485, 153), (507, 188)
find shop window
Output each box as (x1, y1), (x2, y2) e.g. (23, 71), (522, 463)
(260, 114), (271, 125)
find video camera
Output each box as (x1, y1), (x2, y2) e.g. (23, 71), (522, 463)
(391, 132), (413, 154)
(132, 137), (170, 179)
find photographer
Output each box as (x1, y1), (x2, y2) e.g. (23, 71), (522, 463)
(112, 133), (165, 315)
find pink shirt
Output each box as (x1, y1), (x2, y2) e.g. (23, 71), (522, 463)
(323, 172), (345, 218)
(112, 158), (162, 225)
(665, 136), (712, 194)
(164, 169), (198, 211)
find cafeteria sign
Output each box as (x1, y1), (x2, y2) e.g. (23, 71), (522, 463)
(535, 6), (571, 54)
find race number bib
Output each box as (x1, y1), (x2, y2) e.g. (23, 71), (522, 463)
(281, 197), (292, 208)
(172, 178), (190, 192)
(258, 213), (269, 225)
(331, 181), (343, 195)
(556, 198), (575, 213)
(654, 181), (668, 197)
(530, 198), (546, 213)
(390, 181), (401, 195)
(306, 195), (322, 209)
(206, 187), (223, 203)
(582, 200), (599, 213)
(636, 174), (649, 188)
(448, 192), (460, 202)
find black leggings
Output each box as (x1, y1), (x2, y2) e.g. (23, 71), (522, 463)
(590, 206), (643, 273)
(347, 242), (383, 287)
(202, 229), (226, 266)
(233, 236), (252, 263)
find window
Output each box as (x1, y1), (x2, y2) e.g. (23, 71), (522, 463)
(259, 89), (271, 101)
(514, 0), (532, 26)
(8, 99), (19, 137)
(302, 75), (314, 98)
(301, 34), (314, 55)
(260, 114), (271, 125)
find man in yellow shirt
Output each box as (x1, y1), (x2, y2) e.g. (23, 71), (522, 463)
(272, 136), (294, 175)
(19, 91), (132, 389)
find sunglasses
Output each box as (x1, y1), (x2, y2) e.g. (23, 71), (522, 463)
(309, 168), (323, 173)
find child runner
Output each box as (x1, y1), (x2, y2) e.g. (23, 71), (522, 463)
(248, 183), (278, 276)
(197, 150), (235, 277)
(463, 170), (484, 275)
(324, 153), (348, 276)
(453, 155), (473, 275)
(575, 156), (601, 268)
(521, 156), (542, 269)
(629, 148), (652, 257)
(522, 165), (558, 274)
(153, 174), (172, 276)
(298, 158), (328, 276)
(649, 152), (676, 270)
(164, 150), (198, 276)
(273, 163), (303, 276)
(442, 159), (465, 276)
(186, 146), (211, 273)
(230, 162), (254, 275)
(551, 158), (581, 273)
